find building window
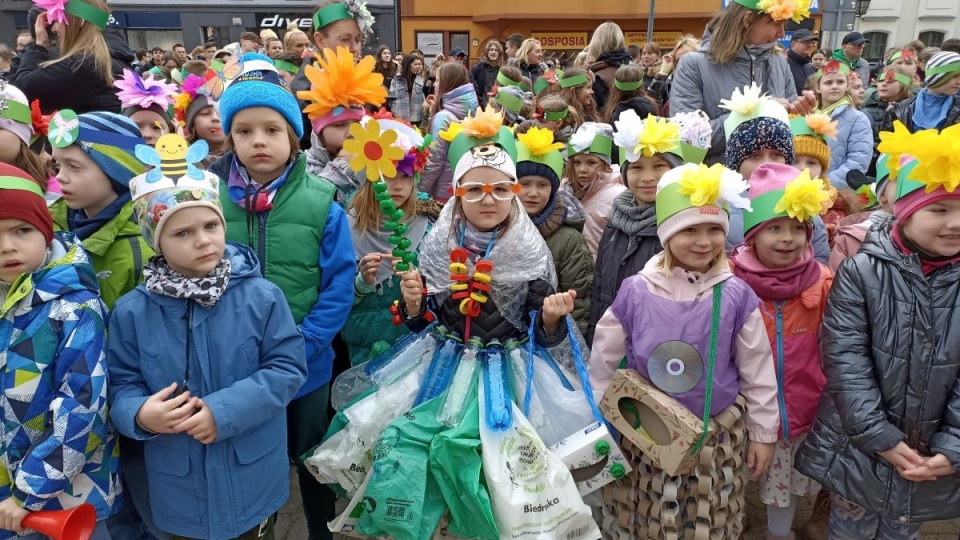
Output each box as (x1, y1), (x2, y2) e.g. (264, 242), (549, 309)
(863, 32), (888, 61)
(919, 31), (945, 47)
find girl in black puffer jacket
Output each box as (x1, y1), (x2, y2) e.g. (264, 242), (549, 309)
(796, 133), (960, 537)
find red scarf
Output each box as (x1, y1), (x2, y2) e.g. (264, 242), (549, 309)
(731, 245), (822, 301)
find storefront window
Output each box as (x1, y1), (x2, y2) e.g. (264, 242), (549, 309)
(126, 30), (185, 52)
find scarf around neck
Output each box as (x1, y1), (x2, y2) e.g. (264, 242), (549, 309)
(144, 255), (231, 308)
(913, 88), (953, 130)
(349, 211), (430, 285)
(892, 223), (960, 275)
(610, 189), (657, 237)
(67, 192), (132, 241)
(731, 244), (821, 301)
(227, 155), (294, 212)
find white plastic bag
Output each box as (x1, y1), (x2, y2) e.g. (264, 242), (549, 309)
(479, 384), (600, 540)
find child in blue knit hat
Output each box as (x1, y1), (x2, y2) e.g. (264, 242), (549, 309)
(210, 52), (355, 533)
(47, 109), (154, 310)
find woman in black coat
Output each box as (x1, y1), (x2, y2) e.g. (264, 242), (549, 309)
(471, 41), (505, 108)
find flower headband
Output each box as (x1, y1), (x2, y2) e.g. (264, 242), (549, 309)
(656, 163), (752, 227)
(773, 169), (831, 222)
(173, 74), (208, 124)
(114, 69), (178, 111)
(733, 0), (811, 23)
(34, 0), (108, 28)
(790, 112), (839, 141)
(817, 59), (851, 78)
(613, 113), (680, 161)
(313, 0), (375, 37)
(878, 121), (960, 194)
(297, 46), (387, 120)
(880, 69), (913, 87)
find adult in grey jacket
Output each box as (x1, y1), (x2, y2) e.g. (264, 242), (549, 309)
(795, 219), (960, 526)
(670, 5), (817, 164)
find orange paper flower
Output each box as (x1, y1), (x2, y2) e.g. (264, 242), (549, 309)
(805, 113), (839, 139)
(459, 105), (504, 139)
(297, 46), (387, 120)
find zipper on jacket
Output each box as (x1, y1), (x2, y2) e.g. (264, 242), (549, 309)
(750, 55), (756, 85)
(775, 301), (789, 440)
(183, 301), (193, 393)
(257, 212), (268, 269)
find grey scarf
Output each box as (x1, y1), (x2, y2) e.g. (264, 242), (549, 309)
(609, 190), (658, 237)
(349, 213), (430, 285)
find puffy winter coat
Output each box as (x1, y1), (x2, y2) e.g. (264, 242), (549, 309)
(536, 201), (593, 335)
(50, 199), (153, 310)
(795, 219), (960, 523)
(670, 32), (797, 165)
(420, 84), (479, 202)
(825, 104), (873, 190)
(108, 243), (307, 539)
(12, 45), (121, 114)
(587, 201), (662, 345)
(560, 171), (625, 260)
(0, 234), (120, 532)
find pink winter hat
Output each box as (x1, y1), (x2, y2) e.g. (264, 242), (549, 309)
(742, 163), (814, 241)
(311, 105), (366, 135)
(894, 188), (960, 223)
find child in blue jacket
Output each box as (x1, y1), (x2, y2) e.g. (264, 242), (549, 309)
(210, 53), (356, 536)
(107, 162), (307, 539)
(0, 164), (121, 538)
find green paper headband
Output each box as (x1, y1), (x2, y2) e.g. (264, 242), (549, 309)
(875, 154), (918, 184)
(0, 99), (31, 126)
(568, 134), (612, 159)
(789, 116), (827, 142)
(533, 77), (549, 95)
(892, 160), (926, 202)
(0, 176), (43, 197)
(494, 90), (523, 113)
(817, 62), (851, 78)
(65, 0), (109, 29)
(274, 60), (299, 75)
(543, 109), (569, 121)
(887, 51), (902, 65)
(655, 181), (728, 226)
(925, 62), (960, 77)
(313, 2), (353, 31)
(742, 189), (792, 233)
(497, 72), (522, 88)
(447, 127), (518, 172)
(614, 79), (643, 92)
(879, 70), (913, 87)
(210, 60), (225, 72)
(559, 72), (589, 89)
(517, 146), (564, 181)
(618, 141), (707, 168)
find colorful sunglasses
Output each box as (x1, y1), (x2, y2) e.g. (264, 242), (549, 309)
(455, 181), (522, 203)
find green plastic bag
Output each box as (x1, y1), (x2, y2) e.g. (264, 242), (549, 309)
(358, 396), (448, 540)
(429, 396), (499, 540)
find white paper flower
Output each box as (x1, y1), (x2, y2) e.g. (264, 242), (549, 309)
(718, 167), (752, 211)
(612, 110), (645, 162)
(570, 122), (605, 154)
(719, 83), (767, 116)
(670, 110), (712, 151)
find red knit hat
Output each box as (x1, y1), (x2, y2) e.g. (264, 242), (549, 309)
(0, 163), (54, 244)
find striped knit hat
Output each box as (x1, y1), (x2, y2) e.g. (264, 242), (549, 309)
(48, 110), (146, 195)
(925, 52), (960, 88)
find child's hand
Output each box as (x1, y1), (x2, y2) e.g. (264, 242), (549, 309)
(359, 253), (388, 286)
(542, 290), (576, 335)
(897, 453), (955, 482)
(399, 270), (424, 316)
(877, 442), (926, 473)
(747, 441), (775, 479)
(136, 382), (200, 434)
(0, 499), (27, 533)
(174, 399), (218, 444)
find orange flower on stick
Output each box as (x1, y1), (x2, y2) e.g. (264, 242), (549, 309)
(342, 119), (405, 181)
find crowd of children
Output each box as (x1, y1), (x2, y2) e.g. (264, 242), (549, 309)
(2, 0), (960, 539)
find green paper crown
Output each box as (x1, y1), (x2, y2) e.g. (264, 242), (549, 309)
(655, 181), (728, 226)
(517, 145), (564, 181)
(790, 116), (821, 140)
(568, 134), (612, 159)
(447, 127), (518, 172)
(893, 160), (925, 201)
(742, 189), (792, 233)
(619, 141), (707, 168)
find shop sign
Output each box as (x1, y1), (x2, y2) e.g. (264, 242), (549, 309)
(257, 13), (314, 29)
(531, 32), (588, 50)
(416, 32), (444, 56)
(624, 32), (685, 49)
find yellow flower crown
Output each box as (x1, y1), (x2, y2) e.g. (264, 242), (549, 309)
(517, 127), (564, 156)
(878, 121), (960, 193)
(637, 116), (681, 158)
(774, 169), (831, 221)
(756, 0), (811, 23)
(677, 163), (723, 207)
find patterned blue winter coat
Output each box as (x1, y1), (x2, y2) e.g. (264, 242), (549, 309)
(0, 233), (120, 535)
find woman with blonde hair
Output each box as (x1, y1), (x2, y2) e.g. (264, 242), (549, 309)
(283, 27), (311, 57)
(509, 38), (546, 84)
(586, 21), (633, 110)
(13, 0), (121, 113)
(670, 0), (818, 164)
(647, 34), (701, 112)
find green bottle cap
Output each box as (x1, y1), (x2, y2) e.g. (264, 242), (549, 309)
(595, 441), (610, 456)
(609, 463), (626, 478)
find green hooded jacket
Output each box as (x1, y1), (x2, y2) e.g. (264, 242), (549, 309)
(50, 199), (153, 310)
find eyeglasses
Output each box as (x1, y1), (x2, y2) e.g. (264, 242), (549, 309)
(455, 181), (521, 203)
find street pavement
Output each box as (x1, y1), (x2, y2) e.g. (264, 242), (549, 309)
(275, 468), (960, 539)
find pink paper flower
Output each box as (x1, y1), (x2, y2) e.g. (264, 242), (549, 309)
(114, 69), (178, 110)
(180, 74), (205, 99)
(34, 0), (68, 26)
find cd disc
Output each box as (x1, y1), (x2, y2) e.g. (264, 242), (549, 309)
(647, 341), (704, 394)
